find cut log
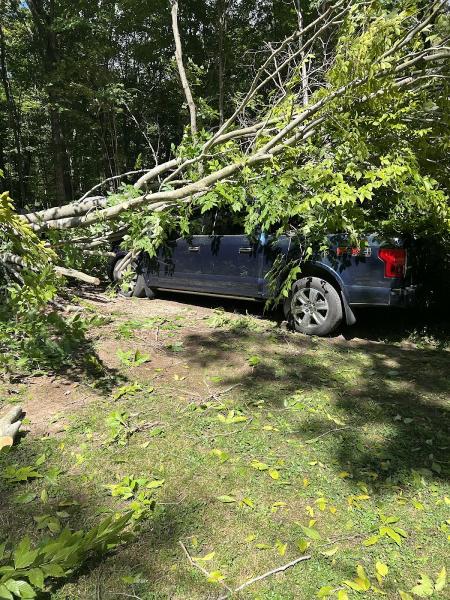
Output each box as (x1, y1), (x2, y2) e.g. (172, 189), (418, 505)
(0, 405), (24, 449)
(54, 266), (100, 285)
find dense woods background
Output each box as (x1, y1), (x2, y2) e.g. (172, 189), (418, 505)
(1, 0), (302, 211)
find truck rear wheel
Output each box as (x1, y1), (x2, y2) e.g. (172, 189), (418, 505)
(284, 276), (343, 336)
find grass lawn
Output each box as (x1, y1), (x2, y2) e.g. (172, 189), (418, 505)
(0, 292), (449, 599)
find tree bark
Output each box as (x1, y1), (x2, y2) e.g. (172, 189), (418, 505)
(294, 0), (309, 106)
(171, 0), (198, 139)
(217, 0), (229, 125)
(0, 406), (23, 450)
(0, 23), (26, 205)
(28, 0), (71, 205)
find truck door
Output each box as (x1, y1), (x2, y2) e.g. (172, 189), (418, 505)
(200, 211), (264, 297)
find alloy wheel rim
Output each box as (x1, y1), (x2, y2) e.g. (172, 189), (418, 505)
(291, 287), (329, 327)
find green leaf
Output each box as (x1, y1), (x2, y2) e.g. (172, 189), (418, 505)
(241, 497), (254, 508)
(344, 580), (366, 592)
(41, 563), (65, 578)
(435, 566), (446, 592)
(410, 575), (434, 597)
(275, 540), (287, 556)
(248, 355), (261, 367)
(27, 568), (44, 590)
(210, 449), (230, 463)
(268, 469), (280, 480)
(298, 524), (321, 540)
(363, 534), (380, 546)
(0, 585), (13, 600)
(250, 460), (269, 471)
(5, 580), (36, 599)
(193, 552), (215, 562)
(35, 454), (46, 466)
(207, 570), (225, 583)
(297, 539), (310, 553)
(337, 592), (349, 600)
(317, 585), (334, 598)
(376, 561), (389, 578)
(216, 495), (236, 503)
(13, 492), (37, 505)
(13, 538), (38, 569)
(320, 547), (338, 557)
(355, 564), (371, 590)
(399, 592), (413, 600)
(344, 565), (371, 593)
(380, 526), (402, 545)
(146, 479), (165, 489)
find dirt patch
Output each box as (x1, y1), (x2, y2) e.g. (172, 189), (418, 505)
(2, 376), (98, 436)
(5, 289), (445, 438)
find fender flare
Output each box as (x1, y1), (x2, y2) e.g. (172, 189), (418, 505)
(306, 261), (356, 326)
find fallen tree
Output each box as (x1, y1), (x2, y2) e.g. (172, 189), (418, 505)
(2, 0), (450, 289)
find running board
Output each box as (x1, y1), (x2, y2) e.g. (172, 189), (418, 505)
(155, 288), (261, 302)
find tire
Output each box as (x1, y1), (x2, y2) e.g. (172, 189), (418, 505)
(111, 255), (155, 299)
(284, 276), (343, 336)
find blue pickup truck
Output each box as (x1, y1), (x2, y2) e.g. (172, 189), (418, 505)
(110, 213), (415, 336)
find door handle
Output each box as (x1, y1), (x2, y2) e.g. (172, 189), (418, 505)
(239, 247), (252, 254)
(188, 246), (200, 252)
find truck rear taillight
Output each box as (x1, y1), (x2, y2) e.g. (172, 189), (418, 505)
(379, 248), (406, 278)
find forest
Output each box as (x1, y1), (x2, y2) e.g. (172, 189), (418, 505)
(0, 1), (449, 599)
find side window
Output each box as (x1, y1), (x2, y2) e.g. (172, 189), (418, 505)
(188, 209), (246, 236)
(189, 210), (215, 235)
(212, 210), (246, 235)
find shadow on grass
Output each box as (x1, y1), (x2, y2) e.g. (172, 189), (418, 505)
(0, 445), (206, 599)
(346, 306), (450, 348)
(155, 289), (450, 348)
(182, 325), (450, 488)
(2, 309), (125, 395)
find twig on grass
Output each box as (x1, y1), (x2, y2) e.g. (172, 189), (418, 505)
(159, 493), (187, 506)
(179, 541), (233, 594)
(204, 416), (253, 438)
(217, 554), (312, 599)
(179, 383), (242, 414)
(290, 426), (354, 442)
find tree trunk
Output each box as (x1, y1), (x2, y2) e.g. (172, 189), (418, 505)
(294, 0), (309, 106)
(28, 0), (71, 205)
(217, 0), (229, 125)
(0, 23), (26, 205)
(171, 0), (198, 139)
(49, 99), (68, 205)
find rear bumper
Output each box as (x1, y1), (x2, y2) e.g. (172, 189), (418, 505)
(347, 284), (418, 307)
(389, 285), (418, 307)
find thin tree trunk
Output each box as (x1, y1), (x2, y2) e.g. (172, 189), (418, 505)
(294, 0), (309, 106)
(171, 0), (198, 139)
(0, 23), (26, 205)
(29, 0), (70, 205)
(217, 0), (228, 125)
(49, 99), (68, 205)
(0, 124), (8, 190)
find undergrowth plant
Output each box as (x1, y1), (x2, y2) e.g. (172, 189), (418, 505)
(0, 192), (105, 377)
(0, 512), (134, 599)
